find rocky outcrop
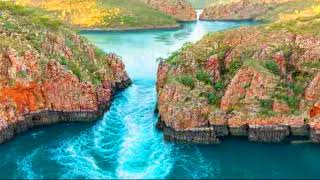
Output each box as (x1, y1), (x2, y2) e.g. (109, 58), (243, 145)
(156, 8), (320, 143)
(0, 4), (131, 143)
(199, 0), (316, 21)
(143, 0), (197, 22)
(200, 0), (271, 21)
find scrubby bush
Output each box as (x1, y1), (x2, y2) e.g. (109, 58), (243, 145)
(207, 92), (220, 105)
(214, 80), (224, 91)
(16, 70), (27, 78)
(166, 51), (181, 65)
(228, 60), (242, 75)
(166, 42), (193, 66)
(265, 60), (280, 75)
(31, 15), (62, 30)
(196, 70), (211, 85)
(178, 75), (195, 89)
(288, 82), (304, 95)
(259, 99), (273, 109)
(3, 21), (18, 30)
(259, 99), (275, 116)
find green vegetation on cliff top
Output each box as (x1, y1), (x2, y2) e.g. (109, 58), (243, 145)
(162, 2), (320, 117)
(14, 0), (178, 29)
(204, 0), (320, 23)
(0, 2), (115, 86)
(97, 0), (178, 29)
(186, 0), (217, 9)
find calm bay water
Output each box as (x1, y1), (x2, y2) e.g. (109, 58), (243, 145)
(1, 14), (320, 179)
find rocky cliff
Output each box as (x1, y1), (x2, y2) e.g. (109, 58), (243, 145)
(157, 4), (320, 143)
(200, 0), (319, 21)
(142, 0), (197, 22)
(0, 2), (131, 143)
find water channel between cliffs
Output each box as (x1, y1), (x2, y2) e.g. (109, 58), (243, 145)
(0, 11), (320, 179)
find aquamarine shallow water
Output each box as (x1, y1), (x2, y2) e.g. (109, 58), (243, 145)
(1, 16), (320, 179)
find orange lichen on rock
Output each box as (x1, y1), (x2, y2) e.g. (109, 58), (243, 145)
(0, 3), (131, 143)
(0, 83), (44, 115)
(310, 102), (320, 118)
(157, 5), (320, 143)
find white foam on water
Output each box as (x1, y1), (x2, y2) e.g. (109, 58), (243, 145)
(114, 83), (174, 179)
(17, 149), (40, 179)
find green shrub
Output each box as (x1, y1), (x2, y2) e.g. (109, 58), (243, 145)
(16, 70), (27, 78)
(95, 48), (105, 58)
(59, 57), (68, 66)
(228, 60), (242, 75)
(0, 2), (33, 16)
(181, 42), (193, 51)
(196, 70), (211, 85)
(207, 92), (220, 105)
(92, 75), (102, 85)
(31, 15), (62, 30)
(265, 60), (280, 75)
(243, 83), (251, 89)
(286, 96), (299, 110)
(259, 99), (273, 109)
(282, 46), (292, 60)
(178, 75), (195, 89)
(68, 62), (82, 80)
(214, 80), (224, 91)
(166, 42), (193, 65)
(272, 90), (300, 112)
(288, 82), (304, 95)
(302, 61), (320, 69)
(166, 51), (181, 65)
(65, 38), (75, 48)
(3, 21), (17, 30)
(259, 99), (275, 116)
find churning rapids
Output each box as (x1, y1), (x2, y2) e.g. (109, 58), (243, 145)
(1, 11), (320, 179)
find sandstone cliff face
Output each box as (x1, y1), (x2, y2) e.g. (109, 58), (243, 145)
(199, 0), (317, 21)
(157, 12), (320, 143)
(0, 3), (131, 143)
(143, 0), (197, 22)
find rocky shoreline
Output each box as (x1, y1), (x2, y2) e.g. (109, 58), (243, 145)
(156, 1), (320, 144)
(156, 118), (320, 144)
(79, 24), (183, 32)
(0, 3), (133, 144)
(0, 79), (131, 144)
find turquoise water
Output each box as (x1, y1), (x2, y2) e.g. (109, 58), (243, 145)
(1, 17), (320, 179)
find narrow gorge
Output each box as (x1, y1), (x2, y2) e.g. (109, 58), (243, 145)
(1, 0), (320, 179)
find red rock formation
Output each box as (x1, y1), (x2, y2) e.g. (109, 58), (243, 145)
(199, 0), (293, 21)
(0, 13), (131, 143)
(156, 18), (320, 143)
(274, 51), (287, 76)
(0, 44), (130, 143)
(206, 55), (221, 82)
(305, 73), (320, 102)
(143, 0), (196, 22)
(272, 100), (290, 113)
(157, 61), (170, 91)
(310, 101), (320, 118)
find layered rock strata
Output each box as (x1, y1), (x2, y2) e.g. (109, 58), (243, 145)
(0, 3), (131, 143)
(156, 13), (320, 143)
(143, 0), (197, 22)
(199, 0), (318, 21)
